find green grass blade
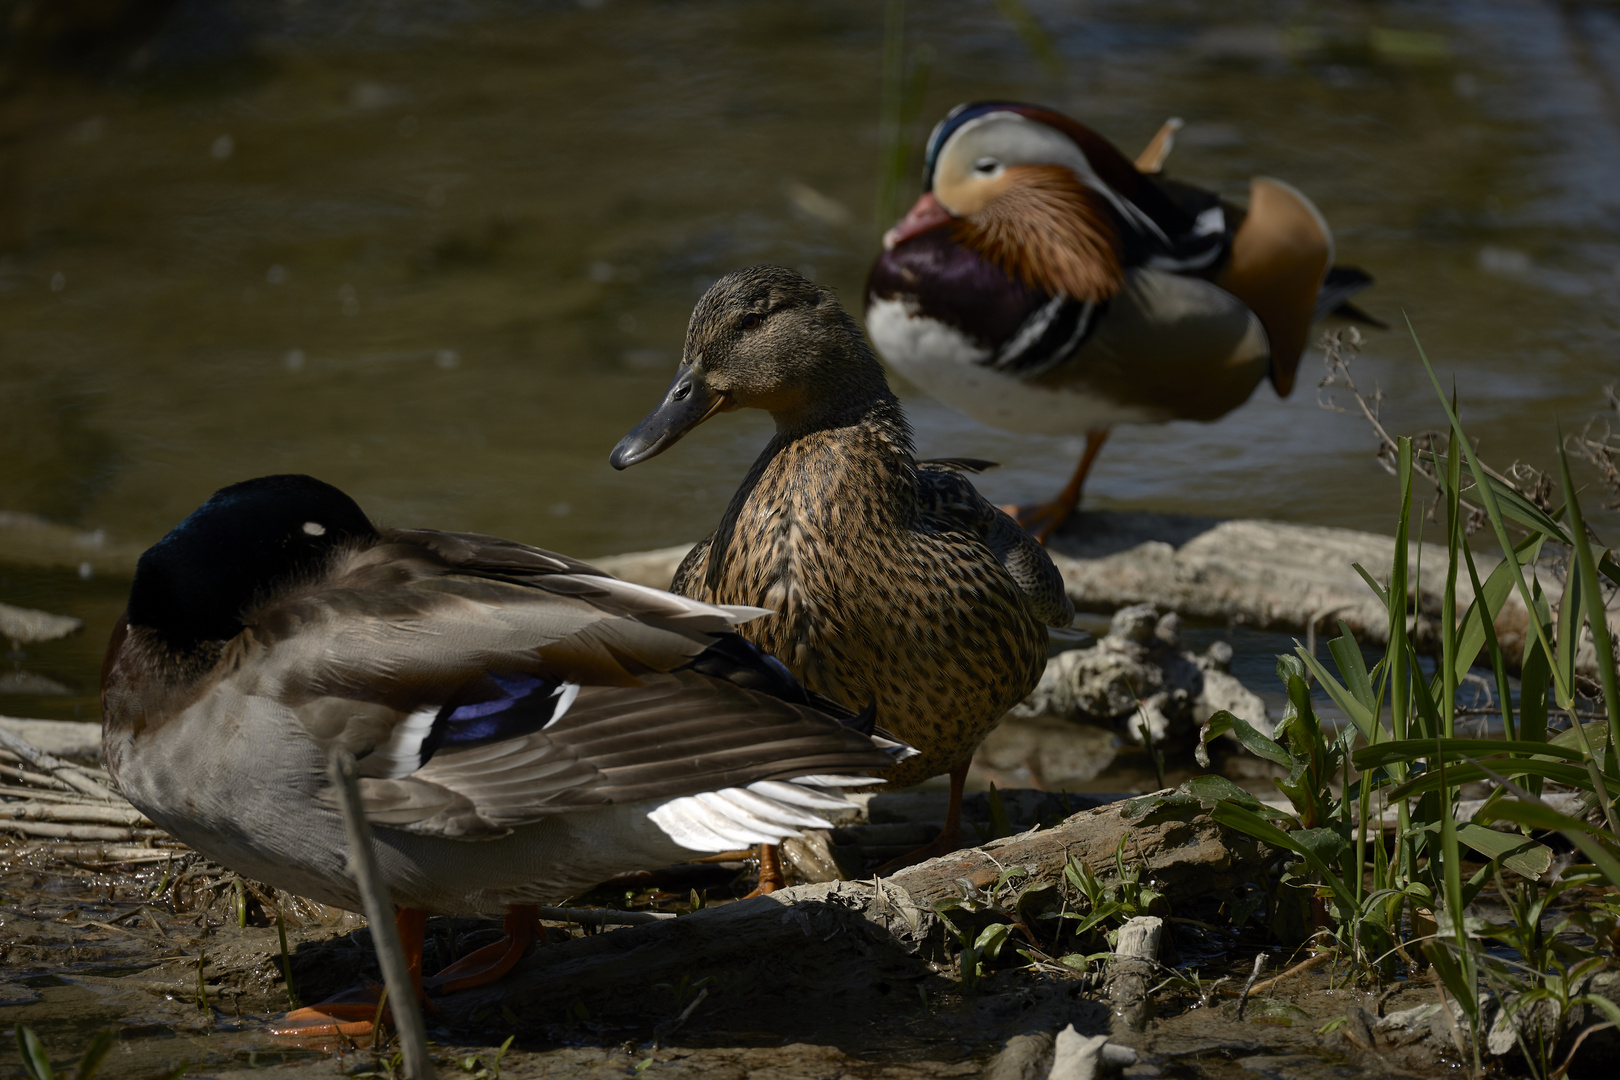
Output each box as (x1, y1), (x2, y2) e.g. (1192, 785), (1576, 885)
(1452, 533), (1543, 686)
(1199, 710), (1291, 769)
(1483, 800), (1620, 886)
(1389, 437), (1416, 889)
(1442, 414), (1463, 738)
(17, 1027), (54, 1080)
(1556, 432), (1620, 774)
(1460, 543), (1516, 738)
(1387, 757), (1595, 799)
(1406, 643), (1445, 741)
(1406, 317), (1572, 707)
(75, 1030), (115, 1080)
(1209, 802), (1359, 914)
(1452, 822), (1551, 878)
(1432, 737), (1476, 1040)
(1354, 737), (1585, 770)
(1185, 774), (1294, 819)
(1352, 562), (1391, 607)
(992, 0), (1063, 75)
(1295, 647), (1378, 742)
(1418, 449), (1574, 543)
(1329, 621), (1377, 713)
(1520, 634), (1551, 799)
(1556, 558), (1583, 715)
(1391, 437), (1414, 746)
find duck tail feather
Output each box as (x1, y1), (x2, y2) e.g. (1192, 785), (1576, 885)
(1314, 265), (1379, 324)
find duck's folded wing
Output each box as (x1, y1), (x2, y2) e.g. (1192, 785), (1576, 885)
(257, 536), (765, 707)
(353, 668), (901, 838)
(917, 466), (1074, 629)
(247, 532), (897, 838)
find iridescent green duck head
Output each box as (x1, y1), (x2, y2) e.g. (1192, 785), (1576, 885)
(610, 265), (891, 469)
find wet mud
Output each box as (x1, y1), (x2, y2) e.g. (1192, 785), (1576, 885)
(1, 798), (1467, 1080)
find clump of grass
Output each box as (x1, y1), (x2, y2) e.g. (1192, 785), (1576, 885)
(1191, 324), (1620, 1077)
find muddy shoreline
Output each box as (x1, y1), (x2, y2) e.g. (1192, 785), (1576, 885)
(3, 776), (1474, 1080)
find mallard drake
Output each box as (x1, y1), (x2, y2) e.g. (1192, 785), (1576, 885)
(610, 266), (1074, 883)
(866, 102), (1376, 541)
(100, 474), (909, 1034)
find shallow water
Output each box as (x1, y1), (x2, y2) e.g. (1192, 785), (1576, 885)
(3, 2), (1619, 706)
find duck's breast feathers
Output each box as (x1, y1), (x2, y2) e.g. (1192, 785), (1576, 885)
(867, 225), (1050, 350)
(867, 229), (1103, 381)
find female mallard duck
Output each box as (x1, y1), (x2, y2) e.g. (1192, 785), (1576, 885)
(610, 266), (1074, 884)
(866, 102), (1377, 541)
(101, 474), (909, 1035)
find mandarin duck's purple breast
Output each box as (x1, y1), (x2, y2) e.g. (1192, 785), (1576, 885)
(865, 225), (1051, 351)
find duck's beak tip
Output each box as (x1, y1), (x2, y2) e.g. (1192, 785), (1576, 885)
(883, 192), (953, 251)
(609, 371), (725, 470)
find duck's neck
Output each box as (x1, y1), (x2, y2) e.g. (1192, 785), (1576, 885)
(701, 372), (916, 600)
(764, 337), (900, 443)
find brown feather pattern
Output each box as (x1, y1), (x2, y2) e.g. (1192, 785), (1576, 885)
(671, 396), (1069, 789)
(953, 164), (1124, 304)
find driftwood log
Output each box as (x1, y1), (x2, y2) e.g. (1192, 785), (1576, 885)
(439, 794), (1270, 1028)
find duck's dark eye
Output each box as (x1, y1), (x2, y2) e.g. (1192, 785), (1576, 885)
(974, 157), (999, 175)
(671, 384), (691, 401)
(740, 312), (761, 329)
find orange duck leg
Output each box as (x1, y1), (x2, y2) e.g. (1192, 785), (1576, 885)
(271, 907), (428, 1038)
(271, 905), (547, 1037)
(875, 762), (969, 874)
(1008, 429), (1109, 544)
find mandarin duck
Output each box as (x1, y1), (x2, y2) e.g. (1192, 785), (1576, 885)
(100, 474), (910, 1035)
(866, 102), (1376, 541)
(610, 266), (1074, 887)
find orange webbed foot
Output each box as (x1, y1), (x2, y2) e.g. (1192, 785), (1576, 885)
(270, 986), (389, 1038)
(423, 904), (546, 994)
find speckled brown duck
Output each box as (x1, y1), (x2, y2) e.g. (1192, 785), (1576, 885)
(610, 265), (1074, 880)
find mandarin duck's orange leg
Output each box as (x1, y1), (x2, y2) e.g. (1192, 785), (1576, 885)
(743, 844), (787, 897)
(874, 762), (969, 875)
(424, 904), (547, 993)
(271, 906), (427, 1037)
(1005, 429), (1109, 544)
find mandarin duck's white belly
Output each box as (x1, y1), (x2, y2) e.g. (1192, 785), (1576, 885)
(868, 266), (1271, 436)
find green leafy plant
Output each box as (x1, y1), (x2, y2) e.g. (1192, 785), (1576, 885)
(455, 1035), (514, 1080)
(1188, 325), (1619, 1074)
(934, 865), (1029, 989)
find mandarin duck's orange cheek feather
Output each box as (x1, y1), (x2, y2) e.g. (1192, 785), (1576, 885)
(865, 101), (1375, 542)
(949, 163), (1125, 304)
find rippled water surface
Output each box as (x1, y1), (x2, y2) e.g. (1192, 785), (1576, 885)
(3, 0), (1618, 719)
